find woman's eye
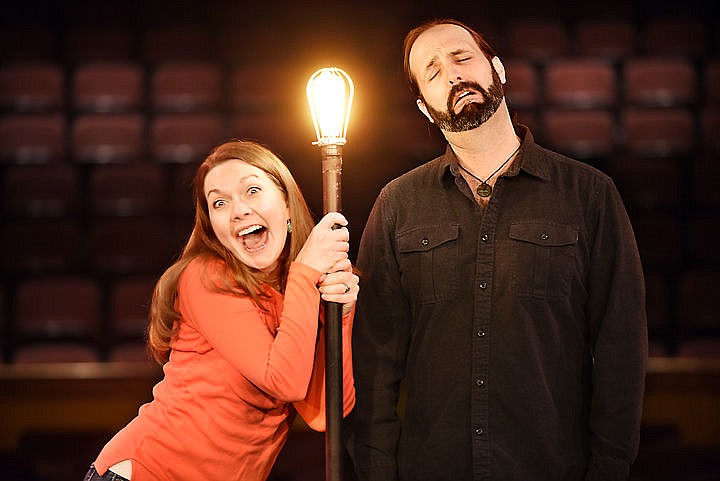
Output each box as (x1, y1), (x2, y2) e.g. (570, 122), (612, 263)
(212, 199), (226, 208)
(248, 186), (261, 195)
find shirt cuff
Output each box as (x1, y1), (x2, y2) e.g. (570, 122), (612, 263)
(290, 261), (323, 284)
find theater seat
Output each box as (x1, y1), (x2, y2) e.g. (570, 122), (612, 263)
(88, 163), (167, 217)
(14, 275), (102, 348)
(624, 56), (698, 107)
(229, 64), (295, 113)
(149, 113), (225, 163)
(151, 61), (222, 112)
(544, 58), (617, 109)
(505, 18), (569, 61)
(504, 58), (539, 110)
(0, 61), (64, 112)
(72, 61), (143, 113)
(0, 220), (82, 275)
(0, 113), (66, 164)
(541, 109), (615, 160)
(604, 157), (680, 214)
(706, 58), (720, 105)
(675, 268), (720, 358)
(629, 213), (681, 270)
(700, 107), (720, 154)
(64, 26), (134, 64)
(574, 18), (636, 60)
(71, 113), (144, 163)
(88, 217), (172, 275)
(643, 17), (710, 59)
(141, 25), (213, 64)
(621, 108), (696, 158)
(2, 164), (79, 218)
(108, 275), (155, 342)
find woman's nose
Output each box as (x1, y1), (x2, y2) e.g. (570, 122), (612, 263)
(232, 201), (252, 218)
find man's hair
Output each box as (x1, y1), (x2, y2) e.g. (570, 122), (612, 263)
(402, 19), (498, 99)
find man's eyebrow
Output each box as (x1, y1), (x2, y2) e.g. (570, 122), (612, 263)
(424, 56), (439, 74)
(450, 48), (471, 57)
(424, 48), (473, 73)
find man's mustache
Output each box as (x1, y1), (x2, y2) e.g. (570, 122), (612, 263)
(448, 81), (484, 110)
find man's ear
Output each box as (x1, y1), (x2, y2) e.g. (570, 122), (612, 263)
(416, 98), (434, 123)
(492, 56), (507, 84)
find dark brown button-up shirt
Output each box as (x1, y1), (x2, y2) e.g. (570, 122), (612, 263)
(345, 126), (647, 481)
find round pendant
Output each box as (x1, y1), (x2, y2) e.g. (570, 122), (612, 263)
(477, 182), (492, 197)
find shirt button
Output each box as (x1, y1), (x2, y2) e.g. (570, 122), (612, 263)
(540, 232), (549, 240)
(481, 234), (489, 242)
(479, 281), (487, 289)
(477, 330), (486, 337)
(421, 238), (429, 246)
(475, 378), (485, 387)
(475, 428), (484, 436)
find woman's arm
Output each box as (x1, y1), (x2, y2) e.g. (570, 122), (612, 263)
(294, 259), (358, 430)
(179, 259), (325, 401)
(293, 305), (356, 431)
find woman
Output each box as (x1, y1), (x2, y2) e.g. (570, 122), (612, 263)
(84, 140), (358, 481)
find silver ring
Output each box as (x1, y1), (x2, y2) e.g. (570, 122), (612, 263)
(343, 283), (351, 293)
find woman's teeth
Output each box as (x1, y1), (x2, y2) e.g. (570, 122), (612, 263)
(238, 225), (263, 237)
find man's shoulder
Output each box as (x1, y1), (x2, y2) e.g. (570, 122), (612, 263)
(531, 142), (613, 185)
(383, 155), (447, 193)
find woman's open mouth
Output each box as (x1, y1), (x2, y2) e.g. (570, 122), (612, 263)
(237, 224), (268, 252)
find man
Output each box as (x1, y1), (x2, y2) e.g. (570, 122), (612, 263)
(344, 18), (647, 481)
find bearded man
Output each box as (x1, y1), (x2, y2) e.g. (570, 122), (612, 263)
(344, 18), (647, 481)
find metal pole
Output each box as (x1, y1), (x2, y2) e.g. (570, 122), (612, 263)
(320, 143), (344, 481)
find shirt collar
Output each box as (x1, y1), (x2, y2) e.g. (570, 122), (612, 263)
(439, 124), (553, 188)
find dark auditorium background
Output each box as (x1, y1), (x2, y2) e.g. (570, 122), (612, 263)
(1, 0), (719, 479)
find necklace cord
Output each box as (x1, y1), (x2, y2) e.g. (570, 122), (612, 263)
(457, 141), (523, 198)
(457, 141), (522, 184)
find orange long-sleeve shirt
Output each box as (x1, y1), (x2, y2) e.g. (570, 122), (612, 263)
(93, 258), (355, 481)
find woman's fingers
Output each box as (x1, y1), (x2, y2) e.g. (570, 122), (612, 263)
(295, 213), (351, 273)
(319, 212), (348, 229)
(319, 271), (359, 302)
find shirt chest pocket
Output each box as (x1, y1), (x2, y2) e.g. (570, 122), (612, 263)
(509, 222), (579, 300)
(397, 224), (459, 304)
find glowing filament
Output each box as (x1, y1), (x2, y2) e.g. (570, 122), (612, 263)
(307, 67), (354, 145)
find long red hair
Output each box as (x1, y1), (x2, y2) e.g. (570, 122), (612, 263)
(147, 140), (315, 364)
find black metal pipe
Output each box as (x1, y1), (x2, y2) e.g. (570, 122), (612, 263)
(320, 143), (343, 481)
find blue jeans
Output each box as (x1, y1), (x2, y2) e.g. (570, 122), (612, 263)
(83, 464), (129, 481)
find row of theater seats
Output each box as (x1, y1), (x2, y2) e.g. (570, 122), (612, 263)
(0, 61), (297, 114)
(1, 54), (719, 166)
(2, 55), (718, 114)
(0, 274), (155, 363)
(1, 156), (715, 219)
(0, 111), (309, 165)
(2, 14), (720, 363)
(11, 212), (715, 276)
(1, 160), (716, 272)
(1, 107), (717, 166)
(1, 16), (719, 66)
(491, 16), (719, 61)
(504, 56), (720, 109)
(646, 268), (720, 357)
(1, 254), (718, 362)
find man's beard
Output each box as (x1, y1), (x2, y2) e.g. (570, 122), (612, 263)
(423, 67), (505, 133)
